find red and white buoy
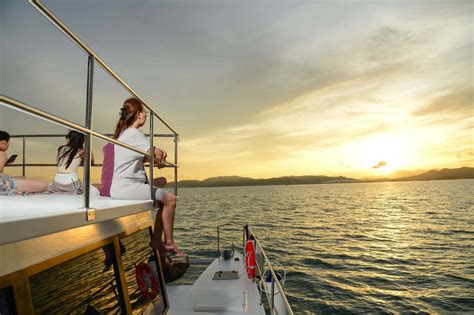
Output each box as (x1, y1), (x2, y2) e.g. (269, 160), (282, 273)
(245, 239), (256, 279)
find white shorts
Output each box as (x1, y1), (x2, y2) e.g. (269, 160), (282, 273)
(110, 181), (168, 201)
(54, 172), (80, 185)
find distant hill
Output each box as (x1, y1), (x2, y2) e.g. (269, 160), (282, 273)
(393, 167), (474, 181)
(170, 167), (474, 188)
(391, 169), (426, 178)
(178, 176), (253, 187)
(174, 175), (357, 188)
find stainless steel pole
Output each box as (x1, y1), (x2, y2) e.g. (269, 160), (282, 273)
(22, 136), (26, 177)
(84, 55), (94, 209)
(174, 134), (178, 196)
(217, 226), (220, 257)
(1, 96), (151, 157)
(149, 114), (154, 200)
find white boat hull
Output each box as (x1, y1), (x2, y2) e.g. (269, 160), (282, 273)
(164, 252), (265, 315)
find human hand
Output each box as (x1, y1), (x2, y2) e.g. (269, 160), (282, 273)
(156, 149), (167, 163)
(154, 149), (167, 168)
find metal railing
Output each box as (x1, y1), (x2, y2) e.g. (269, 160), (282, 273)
(249, 227), (294, 315)
(1, 96), (178, 203)
(0, 0), (180, 211)
(216, 224), (294, 315)
(6, 133), (177, 191)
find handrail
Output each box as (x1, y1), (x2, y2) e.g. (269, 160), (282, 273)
(9, 134), (177, 138)
(6, 132), (179, 173)
(249, 228), (294, 315)
(2, 103), (179, 167)
(216, 224), (294, 314)
(216, 222), (247, 257)
(1, 96), (153, 158)
(6, 163), (178, 168)
(8, 133), (179, 170)
(29, 0), (177, 135)
(1, 95), (178, 203)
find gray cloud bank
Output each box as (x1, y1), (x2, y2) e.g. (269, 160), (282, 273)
(1, 0), (472, 177)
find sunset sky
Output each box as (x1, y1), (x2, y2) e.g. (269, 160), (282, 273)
(1, 0), (473, 180)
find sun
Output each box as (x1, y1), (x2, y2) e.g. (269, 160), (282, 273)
(355, 135), (410, 174)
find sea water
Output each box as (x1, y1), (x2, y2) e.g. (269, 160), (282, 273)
(174, 179), (474, 313)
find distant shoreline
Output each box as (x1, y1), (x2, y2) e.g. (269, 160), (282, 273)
(173, 178), (473, 189)
(169, 167), (474, 188)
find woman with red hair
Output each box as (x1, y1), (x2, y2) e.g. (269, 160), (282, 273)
(110, 97), (184, 257)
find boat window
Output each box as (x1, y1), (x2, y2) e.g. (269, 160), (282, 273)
(120, 229), (167, 313)
(30, 246), (122, 314)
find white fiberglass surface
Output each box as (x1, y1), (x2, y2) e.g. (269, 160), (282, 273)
(167, 252), (265, 315)
(0, 194), (151, 223)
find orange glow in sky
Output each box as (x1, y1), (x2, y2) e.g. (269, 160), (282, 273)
(1, 1), (473, 180)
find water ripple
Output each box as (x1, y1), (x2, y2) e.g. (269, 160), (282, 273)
(174, 179), (474, 313)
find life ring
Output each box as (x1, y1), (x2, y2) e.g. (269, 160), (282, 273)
(245, 240), (256, 279)
(135, 262), (159, 300)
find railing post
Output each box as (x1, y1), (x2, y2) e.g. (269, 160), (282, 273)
(84, 54), (94, 209)
(217, 226), (220, 257)
(271, 276), (275, 313)
(22, 136), (26, 177)
(252, 232), (294, 314)
(242, 227), (245, 252)
(149, 114), (154, 200)
(174, 134), (178, 196)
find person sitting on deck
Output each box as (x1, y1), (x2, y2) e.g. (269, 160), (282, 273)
(100, 141), (168, 272)
(110, 97), (184, 257)
(99, 141), (168, 197)
(47, 130), (98, 194)
(0, 130), (48, 195)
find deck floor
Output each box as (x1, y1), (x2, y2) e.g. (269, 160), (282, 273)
(166, 252), (265, 315)
(0, 194), (150, 223)
(0, 194), (153, 244)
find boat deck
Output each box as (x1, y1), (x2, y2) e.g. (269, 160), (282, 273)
(0, 194), (153, 245)
(165, 252), (265, 315)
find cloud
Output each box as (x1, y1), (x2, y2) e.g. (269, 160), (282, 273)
(3, 0), (472, 179)
(368, 26), (419, 65)
(171, 1), (472, 178)
(457, 151), (474, 164)
(413, 87), (474, 117)
(372, 161), (388, 169)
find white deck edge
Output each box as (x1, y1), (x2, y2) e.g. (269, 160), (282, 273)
(0, 201), (153, 245)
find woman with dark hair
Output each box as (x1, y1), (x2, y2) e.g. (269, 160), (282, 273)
(110, 97), (184, 257)
(48, 130), (95, 193)
(0, 130), (48, 195)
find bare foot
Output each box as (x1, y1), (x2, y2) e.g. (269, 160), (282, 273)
(164, 243), (186, 257)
